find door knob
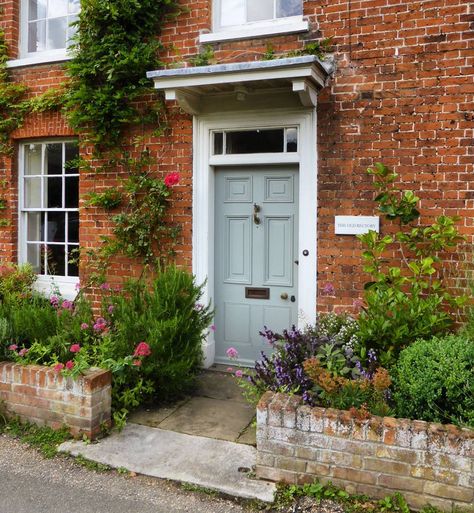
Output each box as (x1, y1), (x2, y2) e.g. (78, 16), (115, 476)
(280, 293), (288, 300)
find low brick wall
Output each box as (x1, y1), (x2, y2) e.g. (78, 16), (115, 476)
(256, 392), (474, 512)
(0, 362), (112, 439)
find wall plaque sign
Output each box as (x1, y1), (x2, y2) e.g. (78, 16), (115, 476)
(335, 216), (380, 235)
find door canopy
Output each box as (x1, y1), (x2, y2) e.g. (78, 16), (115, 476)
(146, 55), (333, 115)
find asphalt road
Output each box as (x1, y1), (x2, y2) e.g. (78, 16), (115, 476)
(0, 434), (248, 513)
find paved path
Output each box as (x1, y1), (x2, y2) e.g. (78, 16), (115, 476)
(60, 423), (276, 502)
(0, 434), (248, 513)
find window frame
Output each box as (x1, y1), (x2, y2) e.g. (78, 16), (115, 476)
(18, 139), (80, 299)
(200, 0), (308, 43)
(17, 0), (79, 64)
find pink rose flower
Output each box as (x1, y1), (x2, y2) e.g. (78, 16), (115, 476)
(133, 342), (151, 357)
(226, 347), (238, 359)
(65, 360), (74, 370)
(80, 323), (89, 330)
(61, 300), (74, 311)
(235, 370), (243, 378)
(132, 359), (142, 367)
(8, 344), (18, 351)
(53, 363), (64, 373)
(50, 296), (59, 308)
(70, 344), (81, 353)
(164, 172), (180, 188)
(18, 348), (29, 357)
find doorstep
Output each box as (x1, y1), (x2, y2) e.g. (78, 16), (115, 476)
(59, 423), (276, 503)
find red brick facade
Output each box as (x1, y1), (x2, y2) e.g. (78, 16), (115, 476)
(0, 0), (473, 312)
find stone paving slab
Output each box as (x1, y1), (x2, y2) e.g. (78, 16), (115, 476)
(59, 424), (275, 503)
(158, 396), (255, 442)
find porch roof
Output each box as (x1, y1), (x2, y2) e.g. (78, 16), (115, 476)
(146, 55), (333, 114)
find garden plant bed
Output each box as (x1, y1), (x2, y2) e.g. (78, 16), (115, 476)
(0, 362), (111, 439)
(256, 392), (474, 512)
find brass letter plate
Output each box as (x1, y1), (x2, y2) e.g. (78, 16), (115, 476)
(245, 287), (270, 300)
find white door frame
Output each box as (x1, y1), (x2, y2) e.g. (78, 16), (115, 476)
(192, 107), (318, 367)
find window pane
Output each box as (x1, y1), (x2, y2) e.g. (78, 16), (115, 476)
(67, 14), (79, 43)
(46, 17), (67, 50)
(277, 0), (302, 17)
(45, 143), (62, 174)
(68, 211), (79, 242)
(46, 177), (62, 208)
(213, 132), (224, 155)
(24, 144), (42, 175)
(286, 128), (298, 152)
(29, 0), (47, 21)
(25, 177), (42, 208)
(65, 177), (79, 208)
(68, 0), (80, 14)
(247, 0), (274, 22)
(65, 142), (79, 174)
(28, 20), (46, 53)
(47, 212), (65, 242)
(226, 129), (284, 154)
(27, 244), (43, 273)
(67, 245), (79, 276)
(48, 0), (68, 17)
(220, 0), (245, 27)
(46, 244), (65, 276)
(27, 212), (45, 241)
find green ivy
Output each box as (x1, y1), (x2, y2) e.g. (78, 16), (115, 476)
(64, 0), (178, 148)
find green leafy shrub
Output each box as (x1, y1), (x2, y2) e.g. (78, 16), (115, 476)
(103, 266), (213, 403)
(357, 163), (465, 366)
(392, 335), (474, 428)
(0, 262), (36, 302)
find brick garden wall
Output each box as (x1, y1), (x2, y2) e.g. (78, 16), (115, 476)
(256, 392), (474, 512)
(0, 0), (473, 311)
(0, 362), (112, 439)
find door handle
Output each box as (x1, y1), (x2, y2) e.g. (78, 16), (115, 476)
(280, 293), (288, 300)
(253, 203), (261, 225)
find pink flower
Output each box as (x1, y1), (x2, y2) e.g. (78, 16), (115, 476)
(65, 360), (74, 370)
(50, 296), (59, 308)
(18, 348), (29, 357)
(133, 342), (151, 357)
(226, 347), (238, 359)
(108, 305), (114, 314)
(61, 300), (74, 311)
(75, 282), (81, 291)
(93, 317), (107, 332)
(53, 363), (64, 373)
(226, 367), (233, 372)
(100, 283), (110, 290)
(8, 344), (18, 351)
(322, 283), (336, 296)
(210, 324), (216, 332)
(70, 344), (81, 353)
(164, 172), (180, 188)
(80, 323), (89, 330)
(235, 370), (243, 378)
(132, 359), (142, 367)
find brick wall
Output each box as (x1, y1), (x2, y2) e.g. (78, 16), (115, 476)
(0, 362), (112, 439)
(0, 1), (473, 311)
(256, 392), (474, 512)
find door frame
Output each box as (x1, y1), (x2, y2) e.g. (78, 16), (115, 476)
(193, 107), (318, 367)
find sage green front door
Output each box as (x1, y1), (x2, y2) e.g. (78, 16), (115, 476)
(214, 166), (299, 366)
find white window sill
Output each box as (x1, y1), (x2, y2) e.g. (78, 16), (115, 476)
(199, 17), (309, 43)
(35, 276), (79, 301)
(6, 50), (72, 68)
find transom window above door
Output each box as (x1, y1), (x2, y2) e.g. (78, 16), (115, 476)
(20, 141), (79, 285)
(217, 0), (302, 29)
(212, 128), (298, 155)
(21, 0), (80, 58)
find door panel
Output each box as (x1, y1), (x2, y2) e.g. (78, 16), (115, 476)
(215, 166), (299, 366)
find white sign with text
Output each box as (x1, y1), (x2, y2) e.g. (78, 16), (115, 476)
(335, 216), (380, 235)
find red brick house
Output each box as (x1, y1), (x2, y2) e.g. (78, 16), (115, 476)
(0, 1), (473, 366)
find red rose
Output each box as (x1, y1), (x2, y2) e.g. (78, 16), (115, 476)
(164, 172), (180, 187)
(133, 342), (151, 357)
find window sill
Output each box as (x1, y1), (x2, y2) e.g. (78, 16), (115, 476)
(199, 18), (309, 43)
(35, 276), (79, 301)
(6, 51), (72, 69)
